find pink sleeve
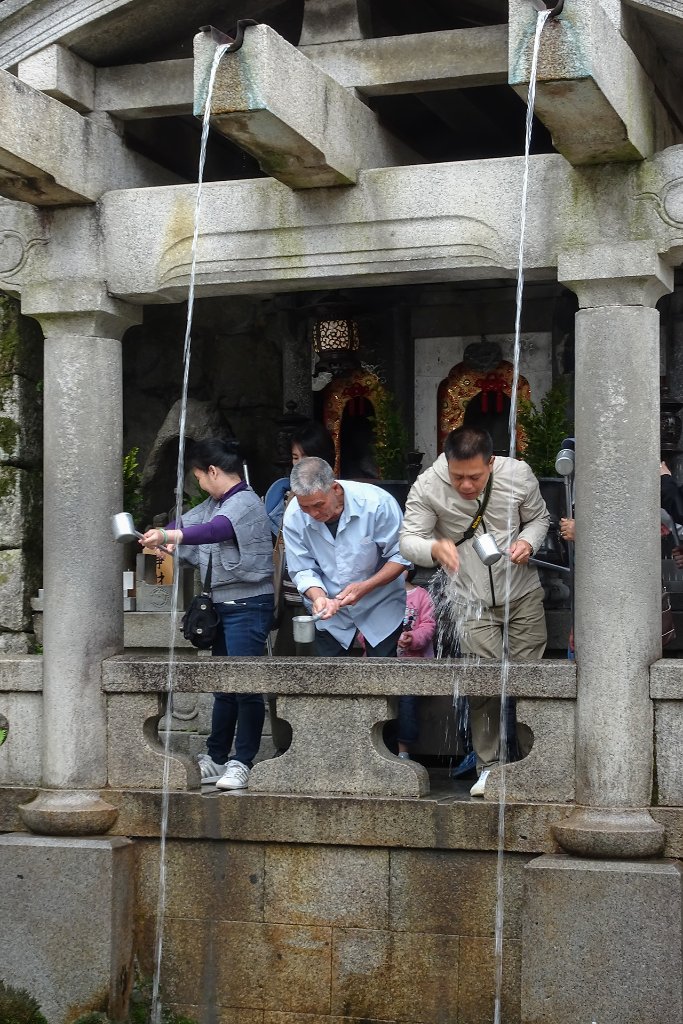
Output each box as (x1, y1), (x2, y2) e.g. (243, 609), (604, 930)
(408, 588), (436, 652)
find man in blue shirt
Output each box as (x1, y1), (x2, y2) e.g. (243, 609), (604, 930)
(283, 457), (410, 655)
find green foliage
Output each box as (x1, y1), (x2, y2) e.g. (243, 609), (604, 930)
(123, 447), (144, 521)
(0, 979), (48, 1024)
(370, 390), (410, 480)
(127, 970), (198, 1024)
(71, 1014), (109, 1024)
(517, 380), (572, 478)
(184, 483), (208, 509)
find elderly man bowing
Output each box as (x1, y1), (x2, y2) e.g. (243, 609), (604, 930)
(400, 426), (550, 797)
(283, 457), (410, 656)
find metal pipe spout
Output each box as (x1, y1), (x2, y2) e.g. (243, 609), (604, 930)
(198, 19), (258, 53)
(528, 0), (564, 16)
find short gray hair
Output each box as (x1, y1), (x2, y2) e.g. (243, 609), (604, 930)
(290, 456), (336, 496)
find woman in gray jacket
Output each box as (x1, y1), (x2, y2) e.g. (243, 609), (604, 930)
(141, 438), (274, 792)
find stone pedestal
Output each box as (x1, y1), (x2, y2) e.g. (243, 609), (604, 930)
(521, 854), (683, 1024)
(0, 833), (135, 1023)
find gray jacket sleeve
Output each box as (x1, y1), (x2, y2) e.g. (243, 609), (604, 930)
(399, 478), (438, 567)
(517, 463), (551, 554)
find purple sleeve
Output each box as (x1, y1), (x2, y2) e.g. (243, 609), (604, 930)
(179, 515), (236, 545)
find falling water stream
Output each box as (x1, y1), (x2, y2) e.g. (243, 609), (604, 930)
(150, 41), (230, 1024)
(493, 10), (550, 1023)
(147, 10), (551, 1022)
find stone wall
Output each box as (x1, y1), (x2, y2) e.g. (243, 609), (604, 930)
(134, 838), (528, 1024)
(0, 294), (42, 653)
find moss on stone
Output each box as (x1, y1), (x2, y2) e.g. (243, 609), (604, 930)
(0, 465), (17, 502)
(0, 295), (21, 379)
(0, 416), (20, 455)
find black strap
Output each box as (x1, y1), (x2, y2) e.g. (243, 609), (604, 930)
(202, 551), (213, 595)
(455, 474), (493, 547)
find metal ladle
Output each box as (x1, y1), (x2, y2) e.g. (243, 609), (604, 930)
(111, 512), (173, 555)
(473, 531), (570, 574)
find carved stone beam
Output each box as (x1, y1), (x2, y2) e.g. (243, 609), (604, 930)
(508, 0), (655, 164)
(193, 24), (416, 189)
(0, 67), (180, 205)
(94, 27), (507, 121)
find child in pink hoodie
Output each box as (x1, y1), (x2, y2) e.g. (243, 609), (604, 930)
(398, 568), (437, 659)
(396, 569), (436, 757)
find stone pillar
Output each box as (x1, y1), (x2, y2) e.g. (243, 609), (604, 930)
(556, 242), (673, 857)
(18, 304), (140, 835)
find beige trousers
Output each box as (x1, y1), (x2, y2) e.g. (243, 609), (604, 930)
(460, 587), (547, 771)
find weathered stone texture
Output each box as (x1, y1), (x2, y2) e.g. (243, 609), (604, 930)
(134, 839), (529, 1021)
(264, 845), (389, 929)
(458, 936), (521, 1024)
(0, 690), (41, 785)
(136, 839), (264, 932)
(0, 294), (43, 380)
(161, 917), (332, 1012)
(654, 699), (683, 805)
(522, 854), (683, 1024)
(389, 850), (527, 940)
(331, 927), (459, 1021)
(0, 374), (42, 464)
(0, 548), (34, 631)
(249, 695), (429, 798)
(0, 834), (135, 1023)
(107, 692), (199, 790)
(0, 465), (40, 548)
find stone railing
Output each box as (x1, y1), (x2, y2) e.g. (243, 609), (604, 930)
(101, 655), (577, 801)
(651, 660), (683, 806)
(0, 654), (43, 787)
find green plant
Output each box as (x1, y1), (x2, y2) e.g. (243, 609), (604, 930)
(517, 380), (572, 477)
(370, 390), (410, 480)
(71, 1014), (109, 1024)
(123, 447), (144, 521)
(0, 979), (48, 1024)
(184, 483), (208, 509)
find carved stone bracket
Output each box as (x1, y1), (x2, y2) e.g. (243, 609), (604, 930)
(107, 693), (200, 790)
(484, 697), (576, 804)
(249, 695), (430, 797)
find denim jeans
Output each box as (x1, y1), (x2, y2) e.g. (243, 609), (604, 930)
(207, 594), (273, 769)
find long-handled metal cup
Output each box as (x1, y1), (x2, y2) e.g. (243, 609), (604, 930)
(473, 531), (570, 574)
(111, 512), (173, 554)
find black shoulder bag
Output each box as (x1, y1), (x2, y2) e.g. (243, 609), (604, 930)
(181, 552), (221, 649)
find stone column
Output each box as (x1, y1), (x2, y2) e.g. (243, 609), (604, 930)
(556, 242), (672, 857)
(18, 304), (140, 835)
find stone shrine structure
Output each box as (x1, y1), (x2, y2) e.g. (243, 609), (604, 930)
(1, 1), (683, 1022)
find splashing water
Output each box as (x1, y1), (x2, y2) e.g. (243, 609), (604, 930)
(493, 10), (550, 1024)
(150, 41), (230, 1024)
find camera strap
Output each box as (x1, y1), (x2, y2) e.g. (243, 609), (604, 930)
(456, 473), (493, 547)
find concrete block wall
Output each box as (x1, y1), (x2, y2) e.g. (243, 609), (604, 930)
(135, 839), (528, 1024)
(0, 295), (43, 653)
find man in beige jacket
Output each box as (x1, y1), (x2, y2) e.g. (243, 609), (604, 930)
(399, 426), (550, 797)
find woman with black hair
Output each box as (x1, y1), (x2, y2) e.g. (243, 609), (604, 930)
(291, 420), (336, 470)
(141, 437), (274, 791)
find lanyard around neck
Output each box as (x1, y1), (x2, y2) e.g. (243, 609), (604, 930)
(455, 472), (493, 547)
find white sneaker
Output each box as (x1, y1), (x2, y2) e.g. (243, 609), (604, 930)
(215, 760), (251, 791)
(197, 754), (225, 783)
(469, 769), (490, 797)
